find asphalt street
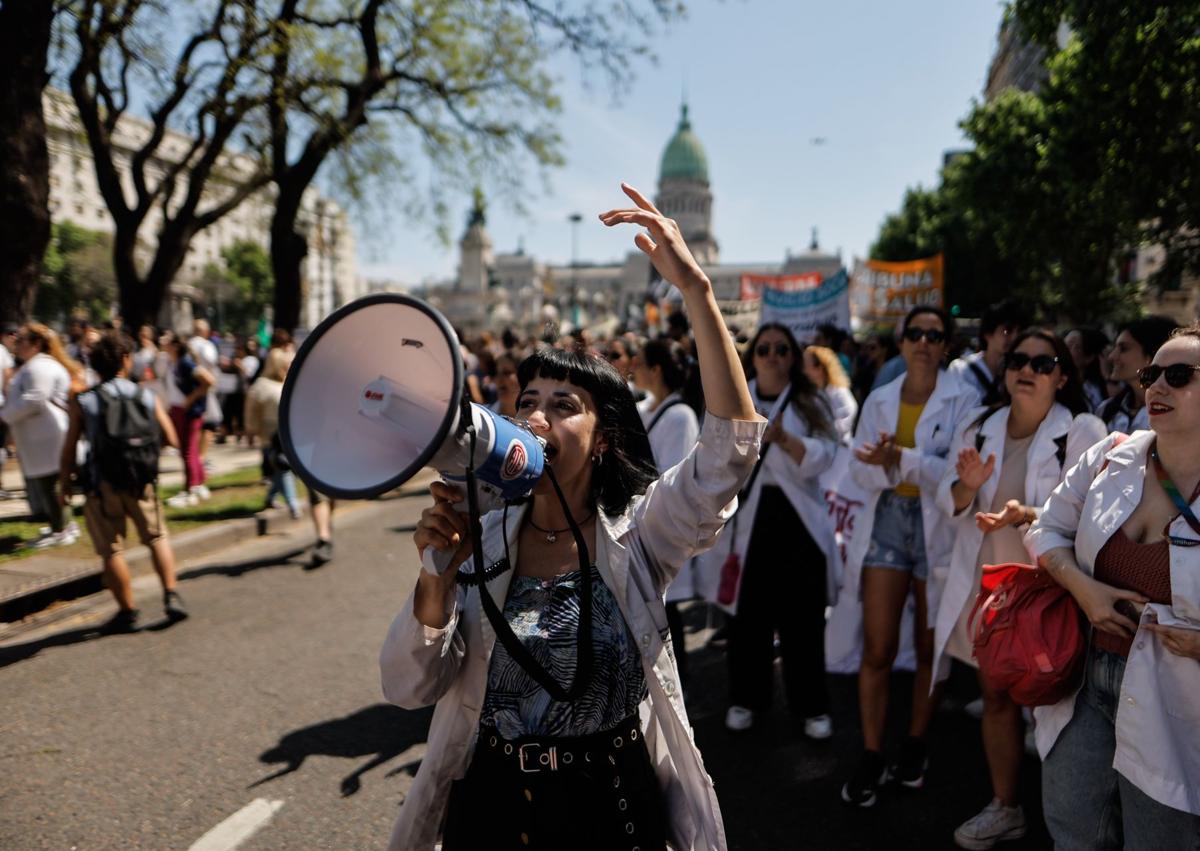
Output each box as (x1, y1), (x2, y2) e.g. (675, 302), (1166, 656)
(0, 491), (1052, 850)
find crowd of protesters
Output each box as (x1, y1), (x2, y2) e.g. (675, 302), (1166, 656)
(398, 258), (1200, 851)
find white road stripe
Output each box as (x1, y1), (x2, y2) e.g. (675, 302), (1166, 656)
(188, 798), (285, 851)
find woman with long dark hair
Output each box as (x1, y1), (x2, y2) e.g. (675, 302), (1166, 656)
(841, 306), (978, 807)
(933, 330), (1104, 848)
(634, 337), (704, 690)
(1065, 327), (1109, 413)
(380, 183), (763, 851)
(1099, 316), (1178, 432)
(718, 322), (841, 738)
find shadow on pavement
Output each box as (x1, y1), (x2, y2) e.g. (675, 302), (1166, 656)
(678, 603), (1052, 851)
(0, 613), (185, 669)
(251, 703), (434, 797)
(180, 545), (313, 581)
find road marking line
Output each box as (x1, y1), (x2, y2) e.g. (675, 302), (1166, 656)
(188, 798), (285, 851)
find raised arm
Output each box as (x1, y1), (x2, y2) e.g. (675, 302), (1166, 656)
(600, 183), (761, 424)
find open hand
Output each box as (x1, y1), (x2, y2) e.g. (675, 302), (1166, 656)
(976, 499), (1027, 534)
(600, 184), (708, 294)
(956, 447), (996, 492)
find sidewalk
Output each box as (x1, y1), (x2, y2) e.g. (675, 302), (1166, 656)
(0, 467), (437, 624)
(0, 440), (263, 521)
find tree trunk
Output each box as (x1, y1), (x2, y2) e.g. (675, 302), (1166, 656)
(0, 1), (54, 325)
(270, 186), (307, 333)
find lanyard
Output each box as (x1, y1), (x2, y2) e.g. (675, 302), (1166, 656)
(1151, 447), (1200, 540)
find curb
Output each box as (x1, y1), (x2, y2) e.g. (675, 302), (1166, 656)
(0, 472), (437, 624)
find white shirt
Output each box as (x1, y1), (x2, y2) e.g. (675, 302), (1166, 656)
(0, 354), (72, 477)
(822, 385), (858, 444)
(1025, 430), (1200, 815)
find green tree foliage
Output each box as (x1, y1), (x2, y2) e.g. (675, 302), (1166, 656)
(197, 240), (273, 335)
(872, 2), (1200, 324)
(37, 220), (117, 323)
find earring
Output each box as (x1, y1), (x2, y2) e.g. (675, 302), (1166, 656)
(592, 451), (603, 464)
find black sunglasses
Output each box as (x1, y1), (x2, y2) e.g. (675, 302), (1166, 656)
(1004, 352), (1060, 375)
(902, 327), (946, 344)
(755, 342), (791, 358)
(1137, 363), (1200, 389)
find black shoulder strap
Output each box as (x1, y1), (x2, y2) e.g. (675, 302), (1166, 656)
(1054, 434), (1068, 469)
(974, 406), (1000, 453)
(646, 396), (686, 434)
(967, 359), (992, 393)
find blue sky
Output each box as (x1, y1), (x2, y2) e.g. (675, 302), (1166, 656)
(355, 1), (1007, 286)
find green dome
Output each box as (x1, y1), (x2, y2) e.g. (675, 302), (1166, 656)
(659, 103), (709, 184)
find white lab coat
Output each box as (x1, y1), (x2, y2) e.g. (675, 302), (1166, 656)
(946, 351), (993, 405)
(0, 353), (71, 478)
(822, 384), (858, 444)
(642, 393), (701, 603)
(693, 382), (841, 613)
(379, 414), (764, 851)
(1025, 430), (1200, 815)
(844, 370), (978, 614)
(931, 404), (1106, 683)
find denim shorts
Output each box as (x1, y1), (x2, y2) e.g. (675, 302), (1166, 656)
(864, 489), (928, 581)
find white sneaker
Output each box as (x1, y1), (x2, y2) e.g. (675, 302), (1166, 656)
(725, 705), (753, 732)
(29, 530), (72, 549)
(166, 491), (197, 508)
(953, 800), (1026, 850)
(190, 485), (212, 501)
(804, 714), (833, 740)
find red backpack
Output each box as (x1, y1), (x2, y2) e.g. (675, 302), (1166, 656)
(968, 563), (1086, 706)
(969, 433), (1128, 706)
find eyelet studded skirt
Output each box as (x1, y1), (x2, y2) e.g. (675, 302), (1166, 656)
(441, 715), (668, 851)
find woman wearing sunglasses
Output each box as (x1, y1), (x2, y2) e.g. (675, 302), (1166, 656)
(932, 330), (1104, 848)
(717, 322), (841, 737)
(1024, 324), (1200, 850)
(1098, 315), (1178, 433)
(841, 305), (978, 807)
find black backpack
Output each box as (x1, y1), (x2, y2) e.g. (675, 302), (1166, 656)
(91, 383), (160, 492)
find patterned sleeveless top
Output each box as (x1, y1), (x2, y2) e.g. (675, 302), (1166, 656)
(479, 565), (648, 739)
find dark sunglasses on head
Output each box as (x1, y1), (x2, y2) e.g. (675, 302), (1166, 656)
(902, 327), (946, 344)
(755, 342), (791, 358)
(1004, 352), (1060, 375)
(1137, 362), (1200, 389)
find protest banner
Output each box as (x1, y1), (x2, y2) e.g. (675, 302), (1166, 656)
(851, 254), (944, 323)
(744, 269), (851, 343)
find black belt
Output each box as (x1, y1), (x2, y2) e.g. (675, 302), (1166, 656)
(476, 715), (643, 775)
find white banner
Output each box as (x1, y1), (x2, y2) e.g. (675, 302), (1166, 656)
(751, 269), (851, 343)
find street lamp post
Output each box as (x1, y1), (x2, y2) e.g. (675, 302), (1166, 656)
(568, 212), (582, 327)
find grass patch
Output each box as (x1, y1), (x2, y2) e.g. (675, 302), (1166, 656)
(0, 465), (295, 565)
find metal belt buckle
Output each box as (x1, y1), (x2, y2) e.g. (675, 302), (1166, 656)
(518, 743), (557, 773)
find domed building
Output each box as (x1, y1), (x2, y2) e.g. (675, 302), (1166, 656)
(432, 100), (842, 335)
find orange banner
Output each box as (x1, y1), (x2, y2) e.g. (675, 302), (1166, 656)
(851, 254), (944, 321)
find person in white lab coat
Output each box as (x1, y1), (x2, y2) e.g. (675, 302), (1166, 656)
(380, 184), (764, 851)
(721, 323), (840, 738)
(841, 305), (978, 808)
(634, 337), (702, 691)
(1026, 323), (1200, 850)
(934, 330), (1105, 849)
(803, 344), (857, 443)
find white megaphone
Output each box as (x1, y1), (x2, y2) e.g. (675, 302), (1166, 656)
(278, 293), (545, 575)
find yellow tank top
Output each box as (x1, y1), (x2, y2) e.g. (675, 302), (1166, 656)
(894, 401), (925, 497)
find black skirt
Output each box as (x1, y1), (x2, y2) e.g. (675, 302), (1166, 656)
(441, 715), (668, 851)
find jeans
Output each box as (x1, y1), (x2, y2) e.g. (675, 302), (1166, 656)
(267, 469), (298, 510)
(1043, 647), (1200, 851)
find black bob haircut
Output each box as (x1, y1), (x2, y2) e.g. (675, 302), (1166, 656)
(517, 346), (659, 518)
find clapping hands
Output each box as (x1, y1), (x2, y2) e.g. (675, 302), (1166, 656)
(956, 447), (996, 492)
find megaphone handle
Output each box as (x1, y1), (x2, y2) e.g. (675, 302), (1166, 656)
(420, 495), (469, 576)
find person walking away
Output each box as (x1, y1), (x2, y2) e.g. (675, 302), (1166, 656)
(380, 182), (764, 851)
(804, 344), (858, 443)
(1099, 316), (1178, 433)
(634, 337), (703, 692)
(163, 335), (214, 507)
(720, 323), (841, 740)
(1, 323), (82, 547)
(244, 349), (300, 518)
(59, 331), (186, 632)
(947, 299), (1026, 405)
(933, 330), (1105, 848)
(1026, 322), (1200, 849)
(841, 306), (978, 807)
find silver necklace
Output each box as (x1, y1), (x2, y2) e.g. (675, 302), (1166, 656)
(528, 512), (594, 543)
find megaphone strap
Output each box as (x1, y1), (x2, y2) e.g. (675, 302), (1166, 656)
(464, 426), (595, 703)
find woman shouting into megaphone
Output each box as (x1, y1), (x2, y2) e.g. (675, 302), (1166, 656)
(380, 183), (765, 851)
